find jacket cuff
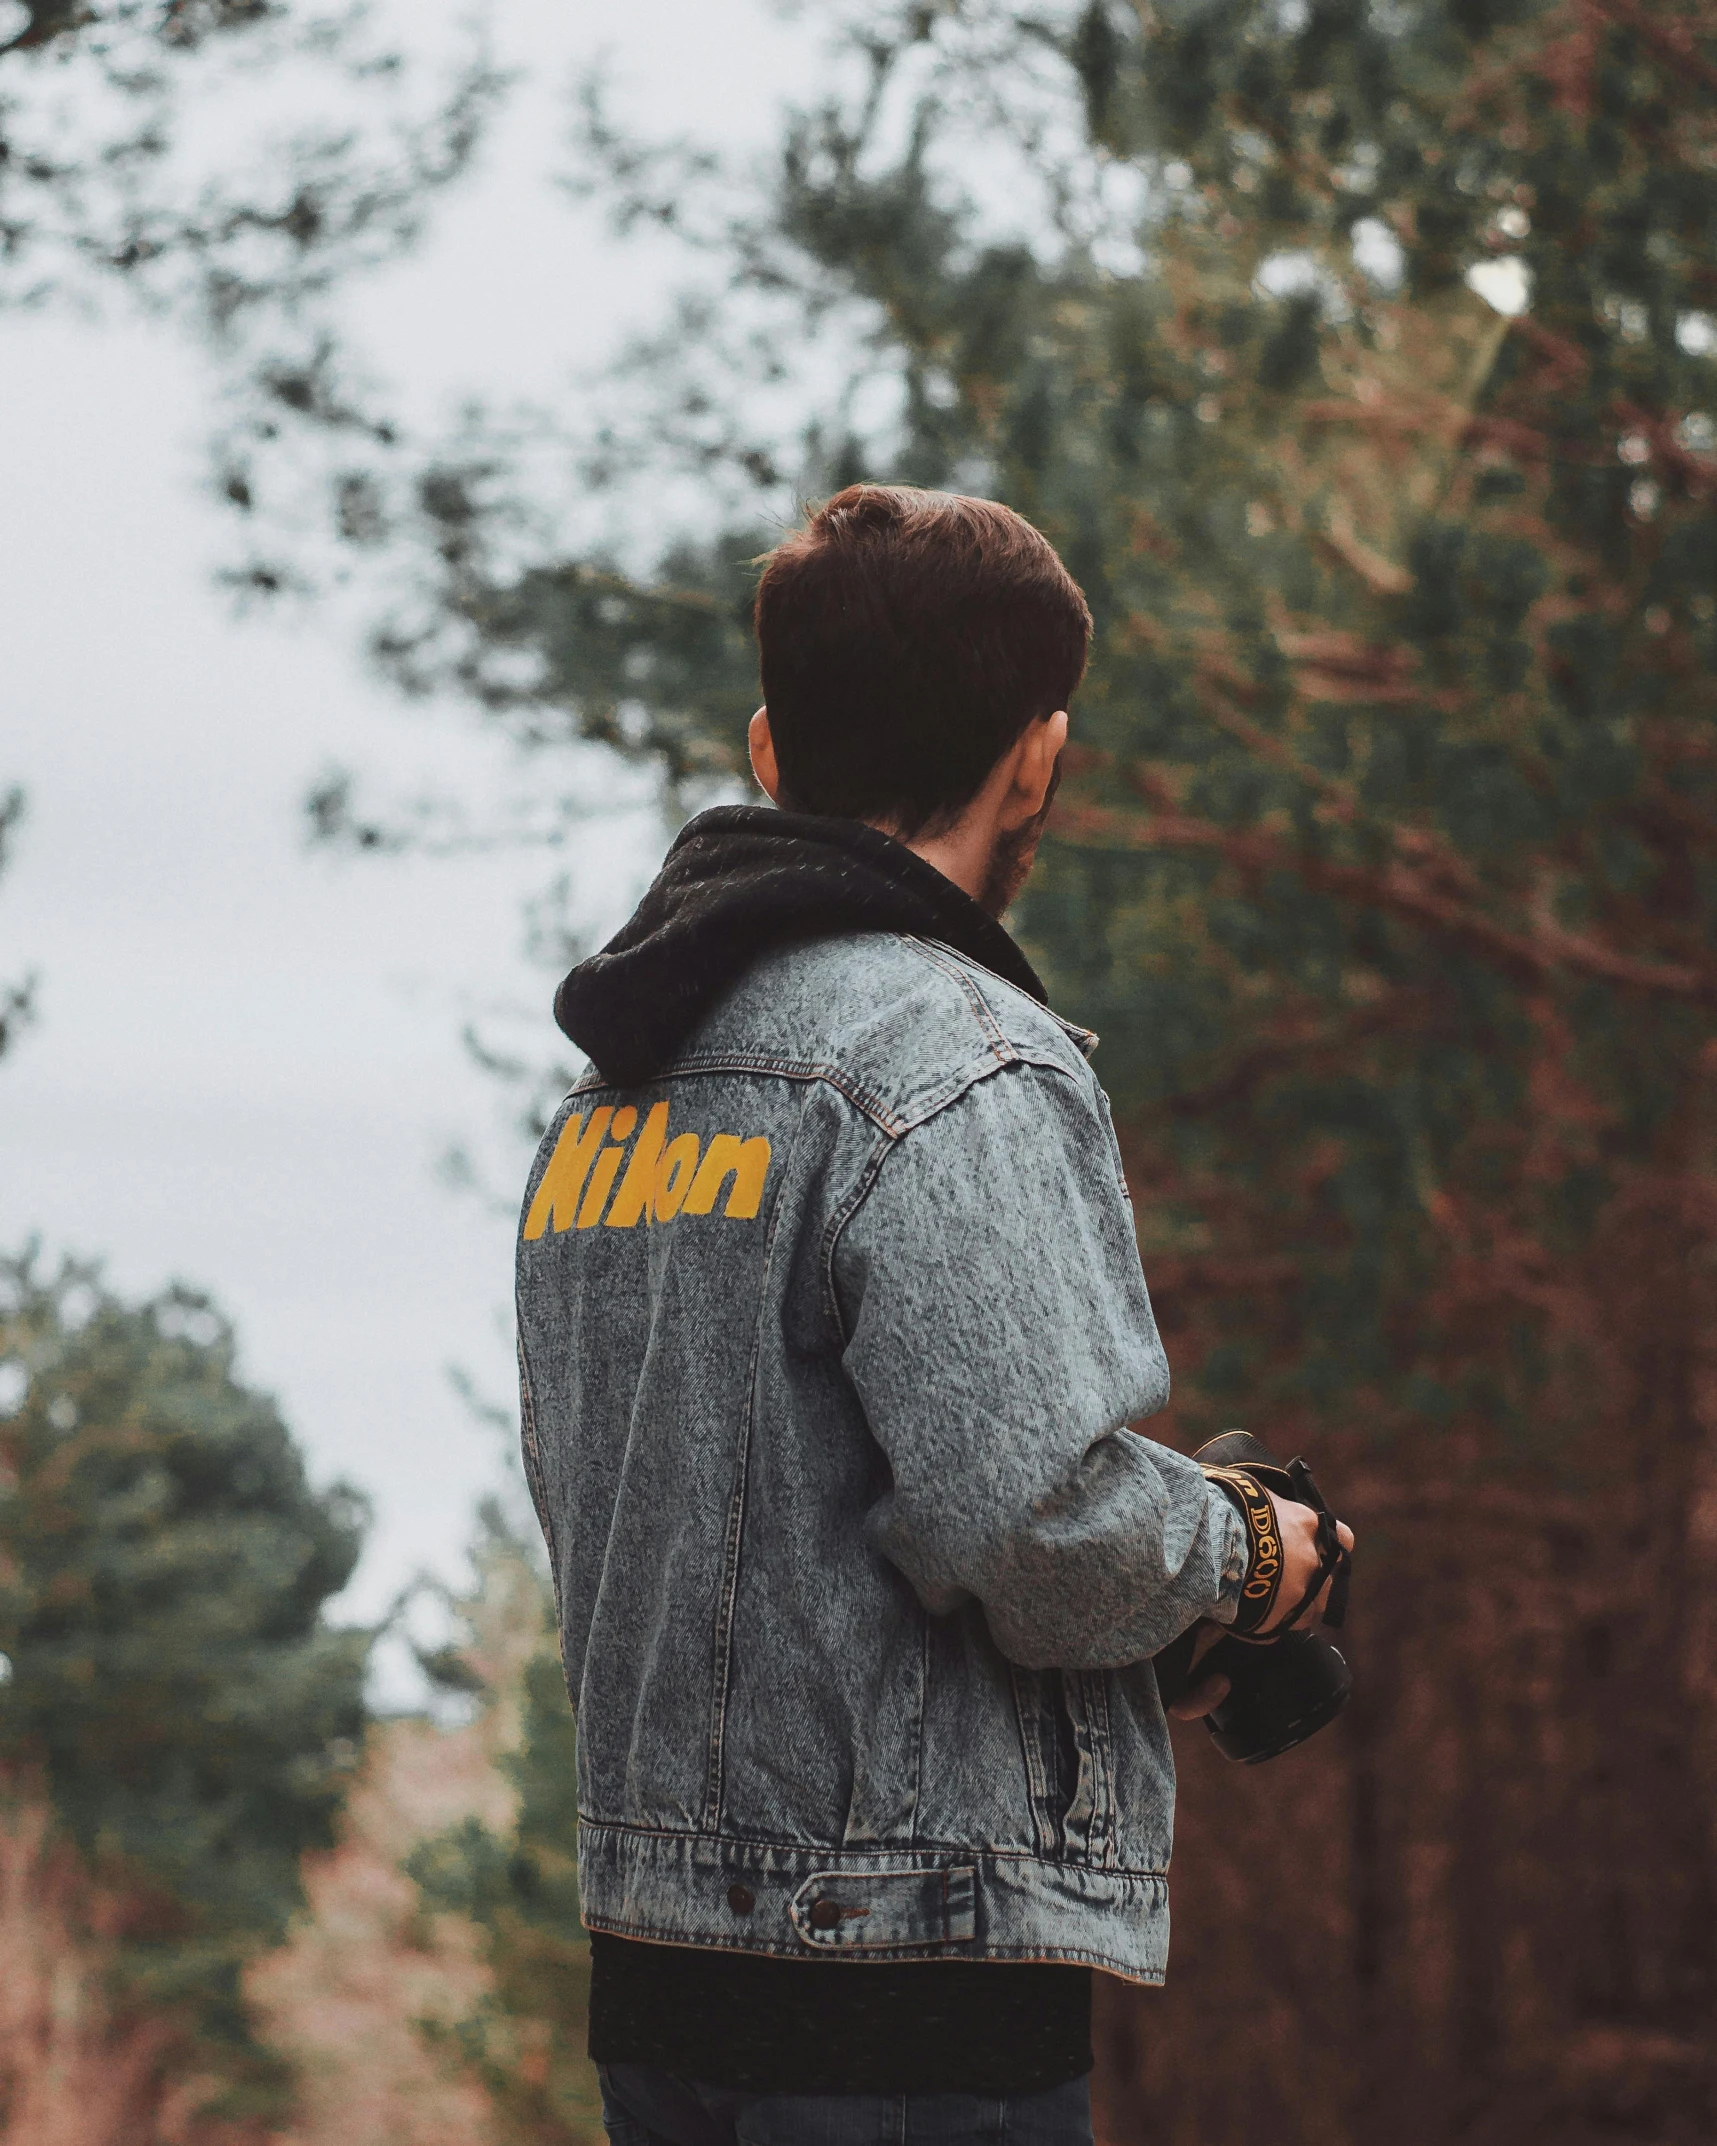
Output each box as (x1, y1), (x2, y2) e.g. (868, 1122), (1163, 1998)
(1206, 1484), (1251, 1627)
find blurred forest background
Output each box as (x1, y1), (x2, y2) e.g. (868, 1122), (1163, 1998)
(3, 0), (1715, 2142)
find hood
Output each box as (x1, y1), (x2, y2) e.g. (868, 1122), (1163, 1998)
(555, 804), (1048, 1089)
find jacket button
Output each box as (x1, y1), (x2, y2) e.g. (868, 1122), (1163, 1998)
(808, 1898), (842, 1931)
(727, 1884), (755, 1916)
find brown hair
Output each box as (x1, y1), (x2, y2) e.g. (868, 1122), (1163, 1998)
(753, 485), (1091, 837)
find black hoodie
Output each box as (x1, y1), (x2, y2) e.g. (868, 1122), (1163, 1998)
(555, 804), (1048, 1088)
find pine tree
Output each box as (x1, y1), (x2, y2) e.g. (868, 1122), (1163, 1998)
(0, 1251), (371, 2130)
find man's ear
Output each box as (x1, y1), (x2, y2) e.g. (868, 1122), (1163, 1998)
(1000, 709), (1070, 829)
(748, 708), (782, 804)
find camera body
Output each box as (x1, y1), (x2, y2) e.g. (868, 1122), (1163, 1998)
(1152, 1430), (1353, 1764)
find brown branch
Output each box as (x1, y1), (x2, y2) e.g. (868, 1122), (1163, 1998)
(1312, 516), (1416, 599)
(1160, 989), (1455, 1119)
(1193, 679), (1366, 819)
(1583, 0), (1717, 99)
(1190, 676), (1494, 907)
(1299, 396), (1473, 446)
(1051, 801), (1717, 1005)
(1460, 415), (1557, 465)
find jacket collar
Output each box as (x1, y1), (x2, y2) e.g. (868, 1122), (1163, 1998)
(555, 805), (1048, 1088)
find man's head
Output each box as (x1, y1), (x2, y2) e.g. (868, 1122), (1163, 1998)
(749, 485), (1091, 914)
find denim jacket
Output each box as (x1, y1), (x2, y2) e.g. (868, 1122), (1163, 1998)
(516, 930), (1248, 1984)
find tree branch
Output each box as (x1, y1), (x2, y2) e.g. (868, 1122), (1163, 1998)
(1051, 800), (1717, 1006)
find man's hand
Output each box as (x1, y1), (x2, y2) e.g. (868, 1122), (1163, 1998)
(1166, 1623), (1231, 1721)
(1166, 1494), (1356, 1722)
(1259, 1492), (1356, 1635)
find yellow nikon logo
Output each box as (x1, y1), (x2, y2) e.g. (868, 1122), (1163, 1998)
(523, 1101), (773, 1240)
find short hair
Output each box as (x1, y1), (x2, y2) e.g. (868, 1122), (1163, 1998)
(753, 485), (1092, 837)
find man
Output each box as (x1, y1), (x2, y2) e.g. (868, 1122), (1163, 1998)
(517, 485), (1352, 2146)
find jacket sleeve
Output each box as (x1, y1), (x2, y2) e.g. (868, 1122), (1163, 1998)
(833, 1055), (1247, 1668)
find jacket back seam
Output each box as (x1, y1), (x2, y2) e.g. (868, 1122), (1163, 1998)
(515, 1338), (561, 1620)
(700, 1115), (798, 1833)
(566, 938), (1087, 1131)
(819, 1050), (1100, 1328)
(571, 1054), (909, 1135)
(1009, 1667), (1061, 1861)
(570, 1045), (1086, 1139)
(819, 1126), (893, 1348)
(1086, 1671), (1120, 1872)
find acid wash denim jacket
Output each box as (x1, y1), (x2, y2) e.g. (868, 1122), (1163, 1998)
(515, 931), (1249, 1985)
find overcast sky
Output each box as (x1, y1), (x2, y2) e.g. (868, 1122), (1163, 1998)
(0, 0), (821, 1685)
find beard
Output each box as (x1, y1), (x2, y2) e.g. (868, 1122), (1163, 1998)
(977, 753), (1062, 920)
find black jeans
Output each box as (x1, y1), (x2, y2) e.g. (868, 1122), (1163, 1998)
(598, 2064), (1095, 2146)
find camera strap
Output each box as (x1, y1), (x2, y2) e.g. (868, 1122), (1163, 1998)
(1259, 1459), (1352, 1637)
(1200, 1466), (1284, 1637)
(1202, 1457), (1352, 1642)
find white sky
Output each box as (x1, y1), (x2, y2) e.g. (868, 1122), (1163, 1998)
(0, 0), (822, 1684)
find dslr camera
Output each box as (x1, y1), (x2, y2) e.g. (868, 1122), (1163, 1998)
(1152, 1430), (1353, 1764)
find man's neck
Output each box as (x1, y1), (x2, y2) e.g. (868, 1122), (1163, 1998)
(869, 817), (993, 906)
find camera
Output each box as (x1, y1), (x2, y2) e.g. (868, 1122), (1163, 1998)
(1152, 1430), (1353, 1764)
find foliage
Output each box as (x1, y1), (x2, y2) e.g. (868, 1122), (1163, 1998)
(0, 1249), (370, 2122)
(0, 784), (34, 1062)
(406, 1516), (602, 2146)
(0, 1), (494, 324)
(1, 0), (498, 623)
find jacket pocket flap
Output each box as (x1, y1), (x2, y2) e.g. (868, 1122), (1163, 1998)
(789, 1865), (977, 1950)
